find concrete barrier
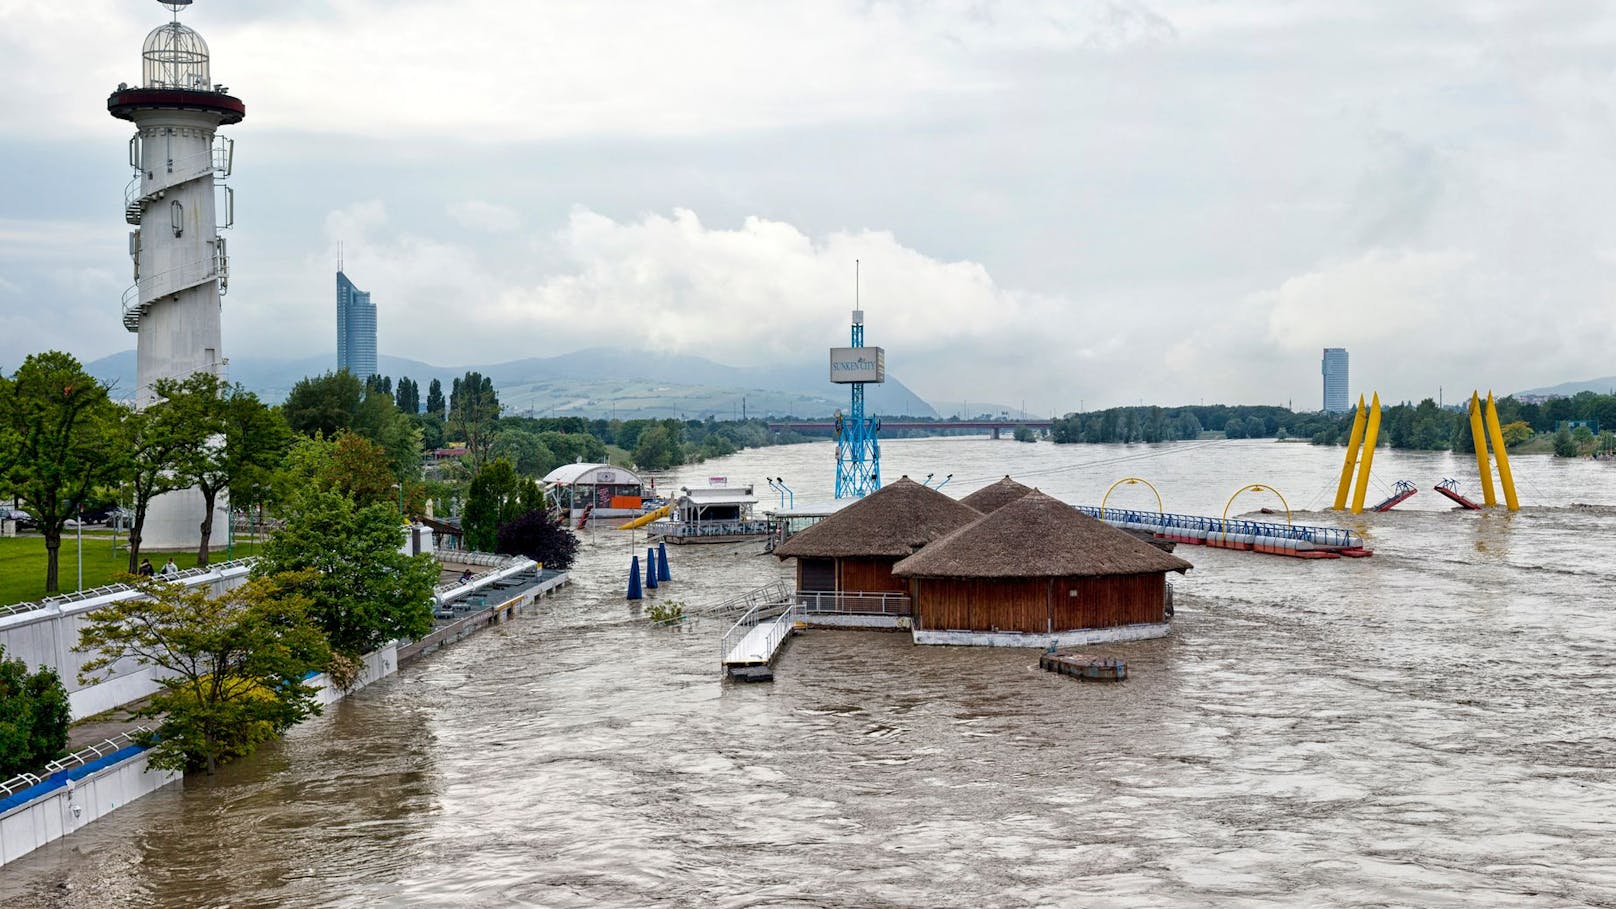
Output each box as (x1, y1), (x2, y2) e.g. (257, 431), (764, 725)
(0, 562), (254, 720)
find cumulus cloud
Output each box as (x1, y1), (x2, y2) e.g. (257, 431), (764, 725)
(446, 201), (521, 233)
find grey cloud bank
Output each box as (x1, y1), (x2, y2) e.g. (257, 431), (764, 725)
(1, 0), (1612, 413)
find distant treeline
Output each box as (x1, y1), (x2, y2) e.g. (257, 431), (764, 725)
(1049, 392), (1616, 456)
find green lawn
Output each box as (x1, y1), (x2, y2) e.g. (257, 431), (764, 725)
(0, 533), (265, 608)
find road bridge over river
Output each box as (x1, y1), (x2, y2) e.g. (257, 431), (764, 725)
(769, 420), (1052, 440)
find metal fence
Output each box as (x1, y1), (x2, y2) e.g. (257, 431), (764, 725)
(658, 519), (773, 540)
(696, 581), (790, 617)
(0, 726), (154, 799)
(719, 600), (802, 666)
(1, 558), (256, 619)
(795, 590), (912, 616)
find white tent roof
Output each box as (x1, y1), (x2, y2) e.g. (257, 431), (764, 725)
(542, 463), (643, 486)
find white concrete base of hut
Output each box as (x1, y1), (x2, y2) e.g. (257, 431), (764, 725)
(912, 622), (1169, 648)
(802, 614), (912, 630)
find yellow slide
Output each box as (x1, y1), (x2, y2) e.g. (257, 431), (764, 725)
(617, 503), (671, 531)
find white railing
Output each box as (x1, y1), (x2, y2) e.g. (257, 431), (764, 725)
(1, 560), (256, 619)
(697, 580), (790, 617)
(719, 600), (802, 666)
(658, 519), (772, 539)
(0, 726), (154, 797)
(795, 590), (912, 616)
(439, 550), (525, 569)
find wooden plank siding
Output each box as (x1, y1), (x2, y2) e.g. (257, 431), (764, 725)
(1053, 573), (1165, 629)
(914, 573), (1166, 632)
(836, 557), (907, 594)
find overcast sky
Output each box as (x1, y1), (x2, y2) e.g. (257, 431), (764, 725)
(2, 0), (1613, 412)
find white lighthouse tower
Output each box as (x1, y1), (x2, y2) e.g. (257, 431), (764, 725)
(109, 0), (242, 547)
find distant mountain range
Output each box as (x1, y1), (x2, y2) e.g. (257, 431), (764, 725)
(83, 348), (945, 420)
(1515, 376), (1616, 398)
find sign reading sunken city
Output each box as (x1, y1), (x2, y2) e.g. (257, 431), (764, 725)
(829, 347), (886, 384)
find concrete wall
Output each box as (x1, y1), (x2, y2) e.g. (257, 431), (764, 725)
(306, 643), (398, 708)
(911, 622), (1171, 648)
(0, 750), (181, 867)
(0, 562), (252, 720)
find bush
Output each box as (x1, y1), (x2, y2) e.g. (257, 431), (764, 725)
(495, 508), (581, 570)
(646, 600), (686, 625)
(0, 644), (72, 776)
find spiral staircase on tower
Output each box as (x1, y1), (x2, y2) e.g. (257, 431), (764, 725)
(119, 138), (234, 332)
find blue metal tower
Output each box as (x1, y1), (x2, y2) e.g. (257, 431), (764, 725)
(833, 265), (884, 498)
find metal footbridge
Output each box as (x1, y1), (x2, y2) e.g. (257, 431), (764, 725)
(1075, 505), (1370, 558)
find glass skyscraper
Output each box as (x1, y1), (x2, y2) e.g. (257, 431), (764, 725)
(1321, 347), (1349, 413)
(336, 270), (377, 379)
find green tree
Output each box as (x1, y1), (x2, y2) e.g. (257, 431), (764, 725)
(463, 459), (543, 551)
(1553, 427), (1577, 458)
(117, 398), (198, 573)
(275, 432), (400, 512)
(1500, 420), (1534, 448)
(254, 491), (437, 656)
(633, 424), (684, 470)
(0, 352), (123, 593)
(353, 387), (424, 485)
(448, 371), (501, 471)
(494, 508), (580, 570)
(395, 377), (420, 415)
(0, 643), (72, 777)
(77, 574), (329, 774)
(281, 370), (364, 438)
(493, 429), (558, 477)
(425, 378), (445, 416)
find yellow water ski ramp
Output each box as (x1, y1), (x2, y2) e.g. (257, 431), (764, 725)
(617, 503), (671, 530)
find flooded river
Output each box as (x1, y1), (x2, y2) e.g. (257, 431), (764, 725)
(5, 439), (1615, 907)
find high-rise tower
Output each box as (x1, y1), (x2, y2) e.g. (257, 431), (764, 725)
(110, 0), (242, 408)
(336, 270), (378, 378)
(1321, 348), (1349, 413)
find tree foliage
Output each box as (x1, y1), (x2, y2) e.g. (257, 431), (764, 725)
(464, 458), (544, 551)
(253, 490), (437, 656)
(448, 371), (501, 472)
(494, 508), (580, 570)
(0, 643), (72, 777)
(0, 352), (123, 593)
(633, 424), (684, 470)
(75, 574), (330, 773)
(281, 370), (364, 439)
(425, 378), (445, 417)
(116, 394), (200, 573)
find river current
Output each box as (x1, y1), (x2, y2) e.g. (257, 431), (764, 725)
(4, 438), (1614, 907)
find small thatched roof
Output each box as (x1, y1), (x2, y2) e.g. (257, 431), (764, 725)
(959, 475), (1034, 515)
(773, 476), (983, 560)
(893, 490), (1193, 579)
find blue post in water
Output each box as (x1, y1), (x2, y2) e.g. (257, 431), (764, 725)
(657, 542), (671, 581)
(645, 547), (658, 589)
(627, 556), (642, 600)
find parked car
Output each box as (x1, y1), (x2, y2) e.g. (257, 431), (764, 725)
(79, 504), (129, 525)
(0, 505), (35, 529)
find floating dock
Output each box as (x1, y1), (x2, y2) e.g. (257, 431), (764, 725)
(1434, 478), (1483, 510)
(1040, 652), (1127, 682)
(720, 600), (803, 677)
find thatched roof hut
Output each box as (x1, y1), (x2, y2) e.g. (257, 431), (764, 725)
(773, 476), (981, 595)
(894, 490), (1192, 646)
(958, 475), (1034, 515)
(894, 490), (1191, 579)
(773, 476), (981, 560)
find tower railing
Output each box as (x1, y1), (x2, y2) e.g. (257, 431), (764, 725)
(121, 250), (224, 331)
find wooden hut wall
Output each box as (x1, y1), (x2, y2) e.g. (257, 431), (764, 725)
(837, 557), (906, 594)
(1053, 573), (1165, 629)
(797, 558), (836, 591)
(913, 578), (1051, 633)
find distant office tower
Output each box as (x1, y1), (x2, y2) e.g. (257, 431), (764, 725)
(1322, 348), (1349, 413)
(336, 270), (377, 378)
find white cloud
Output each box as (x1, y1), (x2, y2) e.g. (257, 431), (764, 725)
(446, 201), (521, 233)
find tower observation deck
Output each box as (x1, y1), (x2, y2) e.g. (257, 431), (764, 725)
(108, 0), (243, 409)
(831, 266), (885, 498)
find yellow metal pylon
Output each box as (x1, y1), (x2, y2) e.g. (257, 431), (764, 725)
(1484, 391), (1519, 511)
(1349, 393), (1382, 514)
(1333, 396), (1368, 511)
(1468, 392), (1497, 507)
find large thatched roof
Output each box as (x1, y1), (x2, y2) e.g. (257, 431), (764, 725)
(958, 475), (1034, 515)
(893, 490), (1193, 579)
(773, 476), (983, 559)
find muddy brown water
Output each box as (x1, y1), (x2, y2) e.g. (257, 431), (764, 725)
(4, 440), (1614, 907)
